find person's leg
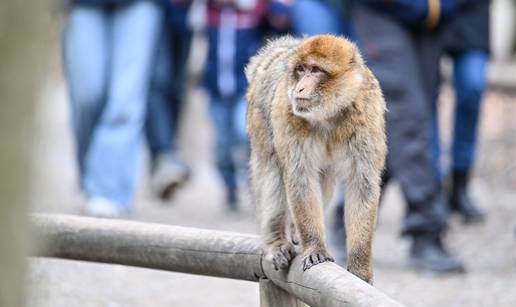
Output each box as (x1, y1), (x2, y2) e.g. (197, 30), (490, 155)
(231, 94), (250, 203)
(226, 95), (248, 210)
(145, 20), (191, 200)
(210, 95), (238, 210)
(452, 50), (487, 173)
(145, 16), (192, 157)
(169, 24), (193, 130)
(146, 21), (175, 158)
(84, 0), (163, 211)
(233, 94), (248, 149)
(430, 96), (443, 179)
(62, 5), (108, 183)
(354, 6), (446, 235)
(290, 0), (343, 36)
(352, 5), (463, 273)
(157, 19), (192, 151)
(449, 50), (488, 222)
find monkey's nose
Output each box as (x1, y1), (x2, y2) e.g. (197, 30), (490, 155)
(298, 87), (305, 93)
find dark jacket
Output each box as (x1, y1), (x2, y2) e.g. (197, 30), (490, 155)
(443, 0), (490, 54)
(358, 0), (481, 30)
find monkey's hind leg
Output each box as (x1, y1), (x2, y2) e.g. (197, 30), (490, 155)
(253, 157), (296, 271)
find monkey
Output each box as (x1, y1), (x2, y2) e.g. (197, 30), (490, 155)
(245, 35), (386, 284)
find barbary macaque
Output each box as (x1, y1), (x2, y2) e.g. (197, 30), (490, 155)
(245, 35), (386, 283)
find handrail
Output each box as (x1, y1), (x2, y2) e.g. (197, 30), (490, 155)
(31, 214), (405, 307)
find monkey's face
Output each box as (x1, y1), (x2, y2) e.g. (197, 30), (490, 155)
(290, 63), (327, 115)
(287, 35), (364, 122)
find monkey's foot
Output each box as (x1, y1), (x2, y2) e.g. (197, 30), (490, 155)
(302, 249), (334, 271)
(265, 242), (296, 271)
(348, 268), (373, 285)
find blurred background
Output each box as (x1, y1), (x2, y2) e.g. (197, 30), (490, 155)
(1, 0), (516, 306)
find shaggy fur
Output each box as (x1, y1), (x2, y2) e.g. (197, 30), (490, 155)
(246, 35), (386, 284)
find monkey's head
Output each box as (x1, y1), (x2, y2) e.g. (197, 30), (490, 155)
(288, 35), (365, 122)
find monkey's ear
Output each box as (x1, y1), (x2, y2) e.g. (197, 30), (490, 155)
(350, 46), (363, 66)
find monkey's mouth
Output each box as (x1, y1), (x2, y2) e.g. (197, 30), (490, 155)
(296, 105), (310, 113)
(294, 98), (314, 113)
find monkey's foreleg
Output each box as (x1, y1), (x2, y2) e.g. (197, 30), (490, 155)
(254, 159), (296, 271)
(284, 164), (334, 271)
(343, 161), (381, 284)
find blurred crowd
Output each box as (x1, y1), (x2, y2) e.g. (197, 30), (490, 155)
(61, 0), (491, 276)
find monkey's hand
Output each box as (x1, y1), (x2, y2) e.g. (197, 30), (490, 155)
(264, 241), (297, 271)
(302, 248), (334, 271)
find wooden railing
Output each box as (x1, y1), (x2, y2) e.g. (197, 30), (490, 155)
(31, 214), (405, 307)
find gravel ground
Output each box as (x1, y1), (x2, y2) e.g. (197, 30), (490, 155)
(28, 73), (516, 307)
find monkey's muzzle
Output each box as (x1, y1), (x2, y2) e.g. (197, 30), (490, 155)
(294, 98), (314, 113)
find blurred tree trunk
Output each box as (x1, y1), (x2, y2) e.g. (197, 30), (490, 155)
(0, 1), (53, 306)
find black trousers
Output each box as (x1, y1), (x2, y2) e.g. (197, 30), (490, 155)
(352, 6), (448, 235)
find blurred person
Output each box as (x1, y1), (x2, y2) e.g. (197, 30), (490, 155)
(350, 0), (470, 273)
(63, 0), (163, 217)
(432, 1), (490, 223)
(202, 0), (288, 211)
(146, 0), (193, 201)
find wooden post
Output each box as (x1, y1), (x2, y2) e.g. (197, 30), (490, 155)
(0, 2), (52, 306)
(259, 278), (299, 307)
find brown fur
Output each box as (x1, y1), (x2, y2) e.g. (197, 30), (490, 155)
(245, 35), (386, 284)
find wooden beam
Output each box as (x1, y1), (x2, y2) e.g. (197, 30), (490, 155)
(32, 214), (405, 307)
(263, 257), (404, 307)
(32, 214), (264, 281)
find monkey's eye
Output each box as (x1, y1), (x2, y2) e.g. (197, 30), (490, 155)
(295, 65), (304, 74)
(311, 66), (323, 74)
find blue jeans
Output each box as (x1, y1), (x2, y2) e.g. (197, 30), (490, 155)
(209, 95), (247, 190)
(433, 50), (487, 175)
(145, 14), (192, 159)
(63, 1), (162, 208)
(289, 0), (351, 36)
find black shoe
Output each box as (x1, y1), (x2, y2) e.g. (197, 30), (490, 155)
(408, 233), (465, 274)
(450, 171), (485, 224)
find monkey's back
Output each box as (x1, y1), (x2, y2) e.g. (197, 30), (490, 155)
(245, 36), (301, 113)
(245, 37), (302, 159)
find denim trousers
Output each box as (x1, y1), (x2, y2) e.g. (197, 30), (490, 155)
(209, 95), (247, 191)
(63, 1), (162, 208)
(432, 50), (488, 175)
(145, 13), (192, 160)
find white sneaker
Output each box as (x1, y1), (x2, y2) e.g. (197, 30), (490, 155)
(84, 197), (127, 219)
(150, 153), (191, 200)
